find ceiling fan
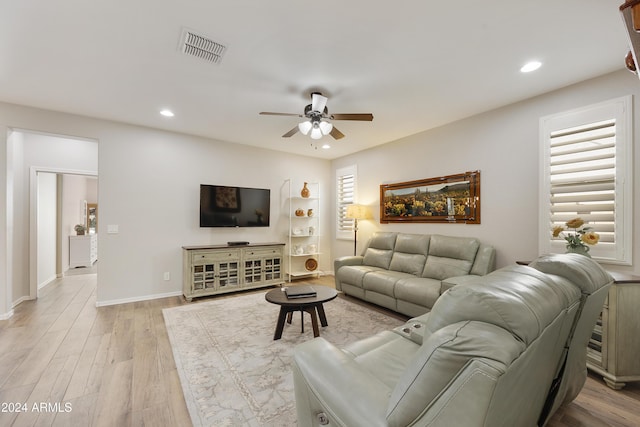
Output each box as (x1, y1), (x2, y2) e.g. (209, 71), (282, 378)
(259, 92), (373, 140)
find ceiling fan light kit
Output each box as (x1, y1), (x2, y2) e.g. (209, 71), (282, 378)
(310, 127), (322, 140)
(260, 92), (373, 145)
(298, 121), (312, 135)
(318, 120), (333, 135)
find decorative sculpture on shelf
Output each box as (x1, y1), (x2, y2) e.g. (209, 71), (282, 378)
(620, 0), (640, 75)
(301, 182), (310, 198)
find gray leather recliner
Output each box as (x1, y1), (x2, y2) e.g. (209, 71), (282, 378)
(293, 254), (612, 427)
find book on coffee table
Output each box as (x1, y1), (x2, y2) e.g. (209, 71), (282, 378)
(285, 285), (317, 299)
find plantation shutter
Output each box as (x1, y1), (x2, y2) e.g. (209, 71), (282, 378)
(549, 119), (616, 245)
(540, 96), (632, 264)
(336, 166), (356, 237)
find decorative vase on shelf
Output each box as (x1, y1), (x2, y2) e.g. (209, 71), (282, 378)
(301, 182), (310, 198)
(566, 245), (591, 258)
(307, 208), (314, 217)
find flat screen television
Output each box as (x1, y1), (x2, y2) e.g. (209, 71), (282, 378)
(200, 184), (271, 227)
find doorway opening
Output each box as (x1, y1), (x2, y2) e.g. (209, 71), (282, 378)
(37, 171), (99, 290)
(6, 129), (99, 302)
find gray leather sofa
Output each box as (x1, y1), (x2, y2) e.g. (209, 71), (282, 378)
(334, 232), (496, 316)
(293, 253), (613, 427)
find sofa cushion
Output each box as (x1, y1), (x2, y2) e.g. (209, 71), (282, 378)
(429, 235), (480, 260)
(347, 332), (421, 389)
(422, 256), (473, 280)
(363, 248), (394, 269)
(394, 233), (431, 255)
(394, 277), (441, 309)
(390, 253), (426, 276)
(367, 232), (398, 250)
(422, 235), (480, 280)
(389, 234), (430, 275)
(363, 271), (415, 297)
(362, 232), (398, 269)
(337, 265), (386, 289)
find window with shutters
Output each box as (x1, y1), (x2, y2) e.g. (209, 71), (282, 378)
(539, 96), (632, 264)
(336, 165), (357, 239)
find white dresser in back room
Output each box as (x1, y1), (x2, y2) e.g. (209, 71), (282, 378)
(69, 234), (98, 268)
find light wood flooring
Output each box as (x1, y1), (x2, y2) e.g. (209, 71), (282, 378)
(0, 273), (638, 426)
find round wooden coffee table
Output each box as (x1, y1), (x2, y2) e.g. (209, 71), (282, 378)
(265, 285), (338, 340)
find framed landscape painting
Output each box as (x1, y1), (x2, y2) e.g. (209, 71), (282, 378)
(380, 171), (480, 224)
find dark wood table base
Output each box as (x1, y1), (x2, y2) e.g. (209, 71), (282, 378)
(265, 286), (337, 341)
(275, 303), (328, 340)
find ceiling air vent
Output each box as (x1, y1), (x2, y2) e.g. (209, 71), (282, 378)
(180, 28), (226, 64)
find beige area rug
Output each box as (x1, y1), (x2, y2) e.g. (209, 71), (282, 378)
(163, 290), (405, 427)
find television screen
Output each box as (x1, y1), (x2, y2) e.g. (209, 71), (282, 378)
(200, 185), (271, 227)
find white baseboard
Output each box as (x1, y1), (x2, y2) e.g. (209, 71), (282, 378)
(12, 295), (31, 308)
(38, 275), (58, 290)
(0, 309), (15, 320)
(96, 290), (183, 307)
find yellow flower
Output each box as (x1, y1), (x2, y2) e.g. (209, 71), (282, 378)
(552, 217), (599, 254)
(566, 218), (584, 229)
(552, 226), (564, 238)
(581, 232), (600, 245)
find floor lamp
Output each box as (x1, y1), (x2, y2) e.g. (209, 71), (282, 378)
(346, 204), (372, 256)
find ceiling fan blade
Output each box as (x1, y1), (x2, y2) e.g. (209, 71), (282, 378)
(330, 126), (345, 140)
(330, 113), (374, 121)
(259, 112), (303, 117)
(282, 126), (299, 138)
(311, 93), (328, 113)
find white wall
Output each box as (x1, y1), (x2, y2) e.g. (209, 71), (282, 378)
(37, 172), (57, 288)
(331, 69), (640, 276)
(0, 104), (330, 314)
(94, 126), (330, 304)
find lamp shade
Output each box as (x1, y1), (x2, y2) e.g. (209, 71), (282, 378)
(345, 204), (372, 220)
(298, 121), (312, 135)
(319, 121), (333, 135)
(310, 127), (323, 139)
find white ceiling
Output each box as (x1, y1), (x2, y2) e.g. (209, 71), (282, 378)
(0, 1), (630, 159)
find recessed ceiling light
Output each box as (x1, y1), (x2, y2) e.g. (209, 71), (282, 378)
(322, 144), (331, 149)
(520, 61), (542, 73)
(160, 109), (175, 117)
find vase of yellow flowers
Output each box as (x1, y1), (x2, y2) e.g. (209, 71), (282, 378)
(552, 217), (600, 257)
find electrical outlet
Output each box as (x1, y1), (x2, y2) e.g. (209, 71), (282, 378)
(163, 272), (170, 281)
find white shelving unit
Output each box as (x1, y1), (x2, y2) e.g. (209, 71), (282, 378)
(285, 179), (321, 281)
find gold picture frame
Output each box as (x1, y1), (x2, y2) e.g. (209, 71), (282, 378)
(380, 171), (480, 224)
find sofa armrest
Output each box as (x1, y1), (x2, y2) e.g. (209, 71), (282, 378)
(470, 244), (496, 276)
(334, 256), (364, 290)
(334, 255), (364, 270)
(440, 275), (481, 294)
(293, 338), (390, 427)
